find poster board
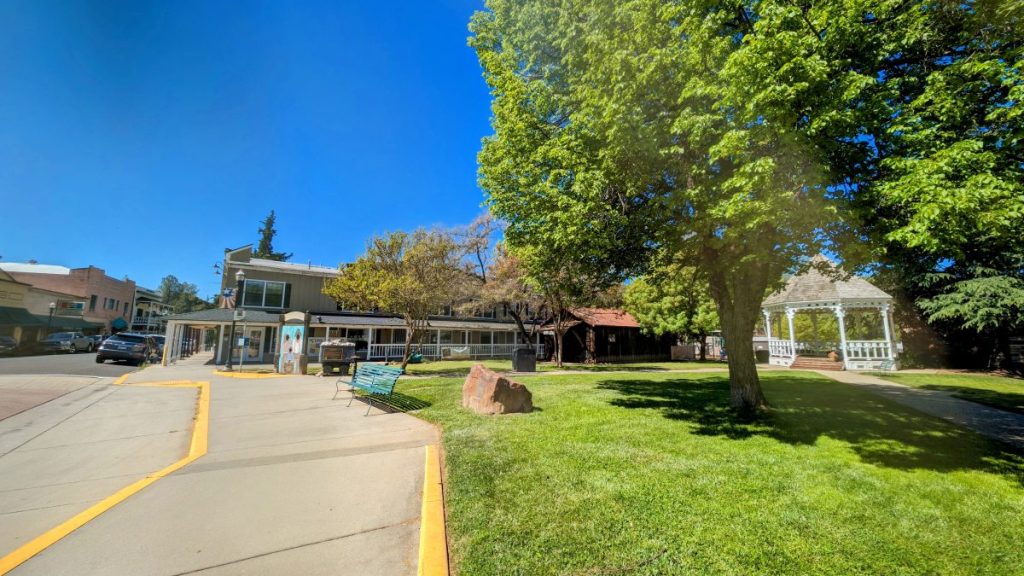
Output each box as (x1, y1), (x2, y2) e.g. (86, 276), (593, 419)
(278, 324), (305, 375)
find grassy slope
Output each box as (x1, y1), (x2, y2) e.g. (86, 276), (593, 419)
(878, 372), (1024, 416)
(396, 371), (1024, 575)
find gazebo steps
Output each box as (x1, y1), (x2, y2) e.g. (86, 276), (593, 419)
(790, 356), (844, 371)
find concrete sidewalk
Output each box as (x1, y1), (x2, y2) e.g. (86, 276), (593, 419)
(4, 364), (439, 575)
(819, 370), (1024, 450)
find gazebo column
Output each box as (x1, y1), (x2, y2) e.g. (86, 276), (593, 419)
(881, 304), (893, 360)
(785, 308), (797, 360)
(762, 310), (772, 339)
(834, 305), (849, 368)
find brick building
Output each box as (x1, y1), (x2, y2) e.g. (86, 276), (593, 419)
(0, 262), (137, 333)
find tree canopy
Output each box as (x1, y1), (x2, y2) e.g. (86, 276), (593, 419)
(158, 275), (213, 314)
(472, 0), (1024, 401)
(322, 229), (472, 368)
(254, 210), (292, 262)
(624, 265), (719, 360)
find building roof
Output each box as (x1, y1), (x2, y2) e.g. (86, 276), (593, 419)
(0, 262), (72, 275)
(761, 255), (892, 309)
(164, 309), (281, 323)
(244, 258), (339, 275)
(570, 308), (641, 328)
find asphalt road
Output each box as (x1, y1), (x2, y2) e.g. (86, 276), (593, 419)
(0, 352), (137, 377)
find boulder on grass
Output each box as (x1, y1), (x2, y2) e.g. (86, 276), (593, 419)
(462, 364), (533, 414)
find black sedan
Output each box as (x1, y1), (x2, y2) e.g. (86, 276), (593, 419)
(96, 333), (155, 366)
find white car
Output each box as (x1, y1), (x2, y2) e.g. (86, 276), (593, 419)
(41, 331), (94, 353)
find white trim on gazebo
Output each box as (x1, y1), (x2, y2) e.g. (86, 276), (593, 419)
(761, 256), (898, 371)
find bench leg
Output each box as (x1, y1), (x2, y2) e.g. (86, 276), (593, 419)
(365, 394), (373, 416)
(347, 390), (357, 407)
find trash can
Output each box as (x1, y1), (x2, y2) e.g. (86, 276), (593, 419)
(755, 349), (770, 364)
(512, 347), (537, 372)
(320, 341), (357, 376)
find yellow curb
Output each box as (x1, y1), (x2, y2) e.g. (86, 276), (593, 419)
(418, 444), (449, 576)
(212, 370), (288, 379)
(0, 380), (210, 575)
(112, 374), (129, 386)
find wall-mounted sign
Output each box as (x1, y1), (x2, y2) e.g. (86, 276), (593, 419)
(55, 300), (85, 317)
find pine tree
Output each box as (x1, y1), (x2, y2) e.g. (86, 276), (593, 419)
(254, 210), (292, 261)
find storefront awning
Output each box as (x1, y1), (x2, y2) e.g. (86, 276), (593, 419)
(0, 306), (46, 327)
(32, 315), (104, 331)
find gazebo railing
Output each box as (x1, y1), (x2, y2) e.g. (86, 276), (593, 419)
(844, 340), (891, 360)
(769, 339), (795, 358)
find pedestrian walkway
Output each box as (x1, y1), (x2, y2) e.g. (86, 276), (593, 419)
(819, 370), (1024, 450)
(4, 364), (440, 576)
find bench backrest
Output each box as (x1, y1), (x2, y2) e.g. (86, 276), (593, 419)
(351, 363), (404, 394)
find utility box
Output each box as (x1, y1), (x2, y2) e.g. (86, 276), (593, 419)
(320, 341), (357, 376)
(512, 347), (537, 372)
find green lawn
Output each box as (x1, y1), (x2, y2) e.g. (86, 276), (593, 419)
(878, 372), (1024, 416)
(401, 359), (723, 376)
(394, 371), (1024, 575)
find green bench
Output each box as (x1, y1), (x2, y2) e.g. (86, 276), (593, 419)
(335, 363), (404, 415)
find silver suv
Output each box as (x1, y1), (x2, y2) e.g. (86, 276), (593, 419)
(41, 332), (94, 353)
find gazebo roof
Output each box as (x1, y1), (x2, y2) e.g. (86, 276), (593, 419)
(762, 255), (891, 309)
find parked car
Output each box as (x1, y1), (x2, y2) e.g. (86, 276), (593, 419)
(96, 333), (155, 366)
(88, 334), (106, 349)
(41, 332), (94, 353)
(0, 336), (18, 355)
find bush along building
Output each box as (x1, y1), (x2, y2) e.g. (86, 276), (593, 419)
(161, 245), (543, 366)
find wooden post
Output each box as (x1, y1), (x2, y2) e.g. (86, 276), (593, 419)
(881, 303), (893, 360)
(786, 308), (797, 360)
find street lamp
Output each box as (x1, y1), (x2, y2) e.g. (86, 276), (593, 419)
(225, 269), (246, 371)
(47, 302), (56, 336)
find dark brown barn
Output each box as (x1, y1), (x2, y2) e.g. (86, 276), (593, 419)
(546, 308), (673, 363)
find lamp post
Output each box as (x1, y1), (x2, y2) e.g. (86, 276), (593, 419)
(47, 302), (56, 336)
(225, 269), (245, 371)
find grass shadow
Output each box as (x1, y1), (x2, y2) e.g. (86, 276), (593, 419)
(598, 374), (1024, 484)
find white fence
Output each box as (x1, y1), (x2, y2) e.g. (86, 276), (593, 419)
(769, 339), (795, 358)
(368, 342), (544, 361)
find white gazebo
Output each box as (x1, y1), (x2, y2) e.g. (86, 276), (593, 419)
(762, 255), (898, 371)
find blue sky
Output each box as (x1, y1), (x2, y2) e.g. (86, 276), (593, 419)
(0, 0), (491, 299)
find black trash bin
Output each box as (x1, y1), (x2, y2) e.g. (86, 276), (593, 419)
(512, 347), (537, 372)
(755, 349), (770, 364)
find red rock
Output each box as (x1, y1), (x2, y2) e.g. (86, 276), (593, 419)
(462, 364), (533, 414)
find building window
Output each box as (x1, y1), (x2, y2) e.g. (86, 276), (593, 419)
(124, 302), (129, 315)
(89, 295), (97, 312)
(242, 280), (288, 308)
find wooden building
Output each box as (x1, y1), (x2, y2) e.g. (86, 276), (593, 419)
(550, 308), (673, 363)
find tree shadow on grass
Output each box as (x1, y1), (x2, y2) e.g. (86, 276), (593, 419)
(917, 385), (1024, 417)
(598, 374), (1024, 483)
(361, 391), (432, 414)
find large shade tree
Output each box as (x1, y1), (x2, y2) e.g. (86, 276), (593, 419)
(472, 0), (831, 409)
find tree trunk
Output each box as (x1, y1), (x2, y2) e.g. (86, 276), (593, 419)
(508, 309), (532, 344)
(698, 332), (707, 361)
(401, 329), (415, 371)
(707, 262), (771, 412)
(554, 329), (564, 368)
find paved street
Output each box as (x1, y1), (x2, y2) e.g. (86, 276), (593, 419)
(0, 360), (439, 575)
(0, 353), (136, 377)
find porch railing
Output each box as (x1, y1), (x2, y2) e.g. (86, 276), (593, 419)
(368, 342), (544, 361)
